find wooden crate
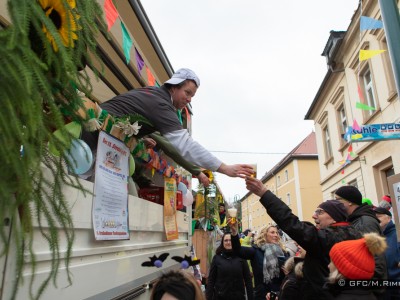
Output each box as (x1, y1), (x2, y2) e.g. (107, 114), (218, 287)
(192, 229), (209, 278)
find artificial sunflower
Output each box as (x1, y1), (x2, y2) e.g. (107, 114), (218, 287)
(39, 0), (79, 51)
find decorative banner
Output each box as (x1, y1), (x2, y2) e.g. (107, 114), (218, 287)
(360, 16), (383, 31)
(146, 66), (156, 86)
(357, 84), (365, 101)
(93, 131), (130, 240)
(345, 123), (400, 143)
(164, 178), (179, 240)
(359, 49), (386, 61)
(104, 0), (119, 31)
(121, 22), (132, 64)
(356, 102), (376, 110)
(135, 47), (145, 73)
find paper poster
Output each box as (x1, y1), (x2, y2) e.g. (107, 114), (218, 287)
(164, 177), (179, 240)
(92, 131), (130, 240)
(345, 123), (400, 143)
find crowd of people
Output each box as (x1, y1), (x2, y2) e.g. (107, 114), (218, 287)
(103, 68), (399, 300)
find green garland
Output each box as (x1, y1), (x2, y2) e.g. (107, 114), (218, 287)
(0, 0), (106, 299)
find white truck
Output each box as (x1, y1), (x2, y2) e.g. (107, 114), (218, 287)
(1, 172), (191, 300)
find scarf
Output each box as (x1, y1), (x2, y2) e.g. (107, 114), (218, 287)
(260, 243), (284, 284)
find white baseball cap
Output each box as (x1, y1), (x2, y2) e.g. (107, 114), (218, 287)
(164, 68), (200, 87)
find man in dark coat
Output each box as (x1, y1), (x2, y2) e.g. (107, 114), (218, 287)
(243, 177), (361, 300)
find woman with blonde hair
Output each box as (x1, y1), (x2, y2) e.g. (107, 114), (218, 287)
(150, 269), (205, 300)
(232, 223), (289, 300)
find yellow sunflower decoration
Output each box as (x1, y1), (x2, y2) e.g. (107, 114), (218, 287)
(39, 0), (79, 51)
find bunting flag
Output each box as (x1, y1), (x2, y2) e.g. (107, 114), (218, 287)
(357, 84), (365, 101)
(347, 145), (353, 153)
(341, 179), (346, 184)
(135, 48), (145, 73)
(352, 119), (361, 131)
(341, 169), (345, 174)
(359, 49), (386, 61)
(155, 81), (160, 87)
(121, 22), (132, 64)
(104, 0), (119, 31)
(146, 66), (156, 86)
(356, 102), (376, 110)
(360, 16), (383, 31)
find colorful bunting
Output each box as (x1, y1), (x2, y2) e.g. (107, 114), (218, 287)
(121, 22), (132, 64)
(135, 48), (145, 73)
(104, 0), (119, 31)
(146, 66), (156, 86)
(341, 179), (346, 184)
(356, 102), (376, 110)
(360, 16), (383, 31)
(357, 84), (365, 101)
(352, 119), (361, 131)
(359, 49), (386, 61)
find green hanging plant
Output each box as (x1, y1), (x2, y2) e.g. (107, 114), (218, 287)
(0, 0), (107, 299)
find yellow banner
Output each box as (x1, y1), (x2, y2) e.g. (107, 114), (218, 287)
(164, 178), (179, 240)
(359, 49), (386, 61)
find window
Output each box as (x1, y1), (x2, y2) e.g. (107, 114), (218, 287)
(338, 105), (347, 136)
(286, 193), (291, 206)
(361, 66), (377, 117)
(285, 170), (289, 182)
(277, 176), (281, 186)
(323, 126), (333, 160)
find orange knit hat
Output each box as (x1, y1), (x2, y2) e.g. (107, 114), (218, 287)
(329, 233), (387, 280)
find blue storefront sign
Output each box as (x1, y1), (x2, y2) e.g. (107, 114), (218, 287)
(345, 123), (400, 142)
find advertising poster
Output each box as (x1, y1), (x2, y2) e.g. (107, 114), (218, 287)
(164, 177), (179, 240)
(92, 131), (130, 240)
(345, 123), (400, 142)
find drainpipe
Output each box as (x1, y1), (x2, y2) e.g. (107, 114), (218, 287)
(378, 0), (400, 100)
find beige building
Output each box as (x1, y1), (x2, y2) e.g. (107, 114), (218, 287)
(241, 132), (323, 233)
(305, 0), (400, 205)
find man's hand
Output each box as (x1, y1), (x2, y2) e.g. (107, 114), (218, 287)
(197, 172), (210, 187)
(142, 137), (157, 148)
(245, 176), (268, 197)
(217, 163), (254, 178)
(227, 217), (238, 236)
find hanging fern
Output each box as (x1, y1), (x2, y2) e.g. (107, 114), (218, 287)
(0, 0), (106, 299)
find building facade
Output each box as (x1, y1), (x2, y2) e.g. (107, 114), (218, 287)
(241, 132), (323, 233)
(305, 0), (400, 205)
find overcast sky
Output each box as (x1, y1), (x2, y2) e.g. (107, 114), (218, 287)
(140, 0), (360, 203)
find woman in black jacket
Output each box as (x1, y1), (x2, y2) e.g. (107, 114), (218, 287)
(206, 233), (253, 300)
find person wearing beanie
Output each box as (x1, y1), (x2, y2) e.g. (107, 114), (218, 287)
(238, 177), (362, 300)
(379, 194), (392, 211)
(374, 207), (400, 299)
(335, 185), (387, 299)
(334, 185), (381, 235)
(313, 200), (348, 229)
(326, 233), (387, 299)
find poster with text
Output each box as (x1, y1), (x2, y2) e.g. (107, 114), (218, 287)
(164, 177), (179, 240)
(92, 131), (130, 240)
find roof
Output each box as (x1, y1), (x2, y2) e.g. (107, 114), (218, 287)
(241, 131), (318, 201)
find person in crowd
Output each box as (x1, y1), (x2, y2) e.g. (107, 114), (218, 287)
(150, 269), (205, 300)
(379, 195), (392, 210)
(230, 223), (289, 300)
(326, 232), (387, 299)
(334, 185), (387, 299)
(81, 68), (254, 186)
(374, 207), (400, 299)
(205, 232), (253, 300)
(244, 177), (361, 300)
(218, 203), (227, 229)
(273, 245), (306, 300)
